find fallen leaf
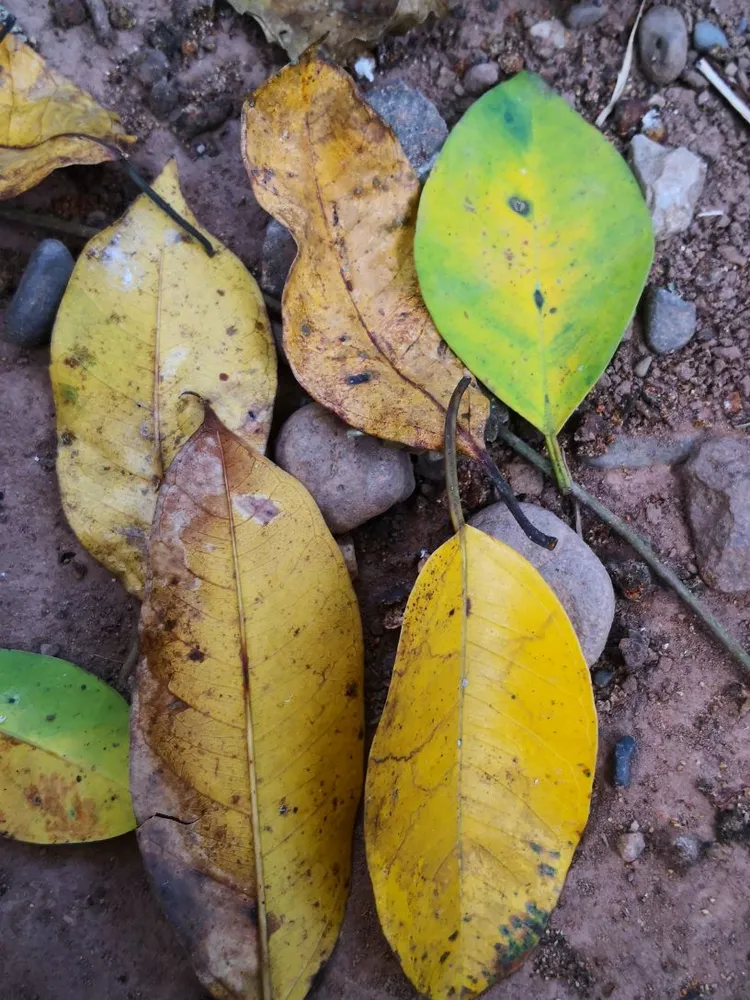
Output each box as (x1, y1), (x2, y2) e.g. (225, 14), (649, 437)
(0, 32), (134, 199)
(242, 53), (489, 460)
(228, 0), (446, 59)
(131, 412), (363, 1000)
(415, 72), (654, 487)
(0, 649), (135, 844)
(51, 159), (277, 599)
(365, 519), (596, 995)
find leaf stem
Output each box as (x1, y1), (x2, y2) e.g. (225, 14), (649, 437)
(545, 433), (573, 493)
(497, 424), (750, 678)
(445, 377), (469, 534)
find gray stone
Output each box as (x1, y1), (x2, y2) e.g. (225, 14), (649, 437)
(149, 77), (179, 117)
(108, 4), (136, 29)
(529, 18), (568, 58)
(638, 6), (688, 85)
(634, 355), (653, 377)
(275, 403), (415, 534)
(644, 286), (697, 354)
(593, 668), (614, 687)
(132, 47), (170, 87)
(5, 240), (74, 348)
(617, 831), (645, 862)
(619, 629), (657, 671)
(583, 432), (702, 469)
(462, 61), (500, 95)
(504, 459), (544, 498)
(671, 833), (702, 867)
(53, 0), (87, 28)
(39, 643), (61, 658)
(366, 80), (448, 182)
(468, 502), (615, 665)
(693, 20), (729, 53)
(565, 2), (606, 30)
(681, 68), (709, 90)
(174, 97), (233, 140)
(261, 220), (297, 300)
(684, 436), (750, 593)
(628, 135), (707, 239)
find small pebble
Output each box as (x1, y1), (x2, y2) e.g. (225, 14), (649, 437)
(528, 19), (567, 59)
(565, 1), (607, 30)
(644, 286), (697, 354)
(607, 557), (652, 601)
(462, 61), (499, 95)
(638, 6), (688, 85)
(672, 833), (702, 867)
(617, 830), (645, 862)
(5, 240), (74, 348)
(174, 97), (233, 140)
(132, 47), (170, 87)
(613, 735), (637, 788)
(693, 20), (729, 53)
(354, 56), (376, 82)
(149, 77), (179, 117)
(682, 68), (709, 90)
(53, 0), (87, 28)
(108, 4), (135, 29)
(593, 668), (614, 688)
(634, 355), (653, 378)
(39, 643), (61, 658)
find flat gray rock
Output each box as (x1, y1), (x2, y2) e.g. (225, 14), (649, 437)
(469, 502), (615, 665)
(628, 135), (707, 240)
(683, 437), (750, 593)
(566, 2), (607, 29)
(644, 286), (697, 354)
(275, 403), (415, 535)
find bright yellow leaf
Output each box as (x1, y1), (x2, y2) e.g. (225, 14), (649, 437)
(51, 159), (277, 598)
(365, 524), (597, 999)
(131, 413), (363, 1000)
(0, 32), (134, 199)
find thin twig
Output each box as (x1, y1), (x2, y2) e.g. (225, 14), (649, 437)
(117, 634), (139, 690)
(596, 0), (647, 128)
(696, 58), (750, 127)
(445, 377), (470, 534)
(496, 424), (750, 677)
(0, 207), (100, 240)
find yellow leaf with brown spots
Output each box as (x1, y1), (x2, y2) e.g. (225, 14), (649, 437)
(0, 32), (134, 199)
(131, 412), (363, 1000)
(241, 53), (490, 460)
(0, 649), (135, 844)
(51, 159), (276, 599)
(365, 523), (597, 998)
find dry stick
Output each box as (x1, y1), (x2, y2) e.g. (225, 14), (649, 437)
(595, 0), (647, 128)
(445, 377), (470, 534)
(496, 423), (750, 677)
(696, 58), (750, 127)
(0, 207), (100, 240)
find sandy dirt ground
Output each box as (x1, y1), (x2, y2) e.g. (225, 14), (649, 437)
(1, 1), (749, 998)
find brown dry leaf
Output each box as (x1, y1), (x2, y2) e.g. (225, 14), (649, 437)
(0, 32), (133, 199)
(132, 412), (363, 1000)
(228, 0), (446, 59)
(242, 52), (489, 459)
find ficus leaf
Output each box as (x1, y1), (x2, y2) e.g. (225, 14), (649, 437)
(0, 649), (135, 844)
(365, 383), (597, 998)
(415, 72), (654, 487)
(227, 0), (446, 59)
(0, 32), (134, 199)
(241, 53), (489, 461)
(131, 412), (364, 1000)
(51, 159), (277, 599)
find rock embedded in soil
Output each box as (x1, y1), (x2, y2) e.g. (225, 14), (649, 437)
(565, 2), (607, 30)
(53, 0), (87, 28)
(461, 61), (500, 95)
(613, 735), (637, 787)
(628, 135), (707, 239)
(149, 78), (180, 117)
(468, 502), (615, 666)
(5, 240), (74, 348)
(261, 80), (448, 298)
(638, 6), (688, 85)
(366, 80), (448, 182)
(619, 630), (657, 672)
(644, 286), (697, 354)
(617, 830), (645, 862)
(108, 4), (136, 29)
(607, 558), (652, 601)
(174, 97), (233, 140)
(671, 833), (702, 867)
(275, 403), (415, 535)
(39, 643), (61, 658)
(683, 436), (750, 593)
(132, 47), (170, 87)
(693, 20), (729, 53)
(504, 459), (544, 499)
(528, 18), (568, 59)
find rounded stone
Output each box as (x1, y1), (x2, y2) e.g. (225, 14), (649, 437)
(5, 239), (74, 348)
(275, 403), (416, 535)
(693, 20), (729, 53)
(617, 831), (645, 862)
(132, 47), (170, 87)
(468, 502), (615, 665)
(565, 2), (607, 30)
(644, 286), (697, 354)
(638, 6), (688, 85)
(462, 62), (500, 95)
(149, 77), (179, 117)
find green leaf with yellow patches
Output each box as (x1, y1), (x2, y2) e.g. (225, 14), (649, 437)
(0, 649), (135, 844)
(365, 523), (597, 998)
(415, 72), (653, 487)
